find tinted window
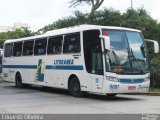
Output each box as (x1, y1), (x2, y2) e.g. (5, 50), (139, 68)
(23, 40), (34, 56)
(63, 33), (80, 53)
(13, 42), (23, 57)
(47, 36), (62, 54)
(126, 32), (143, 44)
(4, 43), (13, 57)
(34, 38), (47, 55)
(108, 31), (128, 51)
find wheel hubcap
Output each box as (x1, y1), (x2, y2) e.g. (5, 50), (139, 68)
(73, 83), (80, 92)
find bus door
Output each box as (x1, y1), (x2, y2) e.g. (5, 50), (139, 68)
(83, 30), (104, 93)
(90, 49), (104, 93)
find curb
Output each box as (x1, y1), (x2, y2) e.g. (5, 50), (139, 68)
(0, 80), (4, 83)
(135, 92), (160, 96)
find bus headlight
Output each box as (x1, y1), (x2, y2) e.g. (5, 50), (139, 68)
(106, 76), (119, 82)
(144, 77), (150, 82)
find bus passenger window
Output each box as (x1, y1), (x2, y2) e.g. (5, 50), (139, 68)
(23, 40), (34, 56)
(34, 38), (47, 55)
(13, 42), (23, 57)
(63, 33), (80, 53)
(47, 36), (63, 54)
(4, 43), (13, 57)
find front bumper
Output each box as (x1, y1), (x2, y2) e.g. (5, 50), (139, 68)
(103, 80), (150, 94)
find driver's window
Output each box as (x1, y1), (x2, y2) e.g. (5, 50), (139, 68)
(109, 31), (127, 51)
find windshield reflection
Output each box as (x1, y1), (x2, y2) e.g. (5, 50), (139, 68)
(104, 30), (148, 74)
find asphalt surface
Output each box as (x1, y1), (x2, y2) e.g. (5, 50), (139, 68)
(0, 81), (160, 114)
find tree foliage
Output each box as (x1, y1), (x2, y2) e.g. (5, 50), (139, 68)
(38, 7), (160, 42)
(150, 56), (160, 87)
(0, 28), (34, 47)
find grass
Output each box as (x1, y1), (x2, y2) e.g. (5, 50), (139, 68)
(149, 88), (160, 92)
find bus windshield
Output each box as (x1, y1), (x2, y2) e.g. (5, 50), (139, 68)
(103, 29), (149, 74)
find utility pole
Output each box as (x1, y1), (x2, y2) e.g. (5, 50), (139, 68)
(131, 0), (133, 9)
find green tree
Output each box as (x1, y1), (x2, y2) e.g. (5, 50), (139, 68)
(0, 28), (34, 47)
(37, 7), (160, 41)
(37, 11), (89, 34)
(122, 8), (160, 42)
(37, 8), (122, 34)
(150, 56), (160, 88)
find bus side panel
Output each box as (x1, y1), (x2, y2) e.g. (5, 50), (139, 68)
(3, 57), (15, 82)
(43, 54), (92, 91)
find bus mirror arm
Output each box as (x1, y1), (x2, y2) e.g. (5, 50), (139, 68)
(99, 35), (111, 51)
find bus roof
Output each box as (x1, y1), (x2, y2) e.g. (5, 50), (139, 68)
(4, 24), (141, 44)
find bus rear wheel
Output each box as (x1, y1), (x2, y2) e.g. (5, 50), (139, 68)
(15, 73), (23, 88)
(69, 77), (83, 97)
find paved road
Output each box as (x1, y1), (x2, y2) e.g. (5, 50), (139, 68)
(0, 81), (160, 114)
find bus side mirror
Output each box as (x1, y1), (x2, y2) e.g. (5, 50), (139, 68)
(145, 39), (159, 54)
(99, 35), (111, 51)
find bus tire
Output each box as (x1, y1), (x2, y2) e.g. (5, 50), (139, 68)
(15, 73), (23, 88)
(106, 94), (117, 97)
(69, 77), (83, 97)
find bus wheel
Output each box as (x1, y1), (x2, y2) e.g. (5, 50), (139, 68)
(15, 73), (23, 88)
(69, 77), (83, 97)
(106, 94), (117, 97)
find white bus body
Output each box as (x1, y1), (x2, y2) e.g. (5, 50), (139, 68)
(2, 25), (151, 96)
(0, 49), (3, 74)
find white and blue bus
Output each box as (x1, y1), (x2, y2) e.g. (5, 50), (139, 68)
(0, 48), (3, 75)
(2, 25), (159, 97)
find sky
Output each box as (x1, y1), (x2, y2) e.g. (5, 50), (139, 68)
(0, 0), (159, 31)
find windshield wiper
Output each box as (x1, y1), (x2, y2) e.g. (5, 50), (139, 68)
(127, 48), (133, 72)
(127, 48), (144, 73)
(109, 50), (120, 66)
(140, 43), (147, 58)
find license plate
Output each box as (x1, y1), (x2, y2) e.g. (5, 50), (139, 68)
(128, 86), (136, 90)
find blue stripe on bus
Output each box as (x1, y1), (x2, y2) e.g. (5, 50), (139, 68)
(2, 65), (84, 70)
(2, 65), (37, 69)
(119, 78), (144, 83)
(46, 65), (83, 70)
